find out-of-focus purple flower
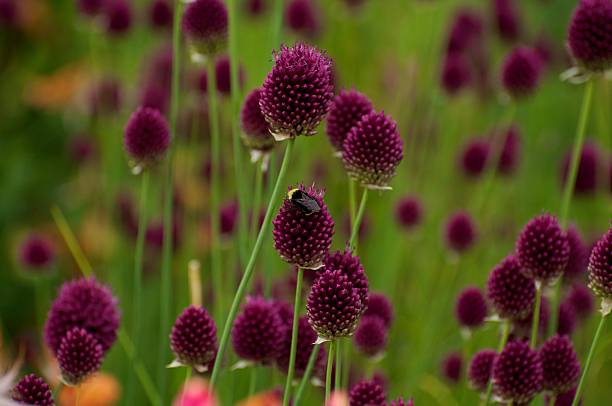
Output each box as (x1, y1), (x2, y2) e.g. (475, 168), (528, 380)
(104, 0), (132, 36)
(446, 8), (484, 55)
(496, 124), (521, 175)
(492, 0), (521, 42)
(57, 327), (103, 386)
(348, 379), (387, 406)
(395, 195), (423, 231)
(459, 138), (490, 178)
(214, 55), (245, 96)
(487, 254), (536, 319)
(182, 0), (228, 56)
(139, 84), (169, 115)
(77, 0), (105, 17)
(441, 351), (463, 383)
(354, 316), (387, 357)
(69, 134), (96, 164)
(492, 340), (542, 403)
(455, 286), (488, 329)
(513, 296), (550, 339)
(557, 301), (577, 336)
(124, 107), (170, 165)
(563, 225), (589, 283)
(444, 211), (477, 252)
(276, 315), (326, 378)
(220, 201), (238, 237)
(285, 0), (320, 38)
(363, 292), (393, 328)
(565, 283), (594, 320)
(468, 349), (496, 392)
(560, 142), (600, 196)
(540, 335), (580, 394)
(441, 54), (472, 95)
(19, 234), (55, 270)
(149, 0), (172, 30)
(88, 78), (122, 117)
(231, 297), (283, 363)
(240, 88), (274, 152)
(326, 89), (373, 152)
(500, 47), (542, 99)
(244, 0), (266, 16)
(568, 0), (612, 72)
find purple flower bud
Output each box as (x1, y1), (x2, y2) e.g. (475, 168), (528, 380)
(493, 0), (522, 42)
(441, 351), (463, 383)
(516, 213), (570, 282)
(182, 0), (228, 56)
(259, 43), (334, 140)
(395, 195), (423, 231)
(342, 111), (404, 189)
(487, 255), (536, 319)
(500, 47), (542, 99)
(276, 315), (326, 377)
(492, 340), (543, 403)
(565, 283), (594, 319)
(560, 142), (599, 196)
(11, 374), (54, 405)
(587, 224), (612, 299)
(325, 89), (373, 152)
(240, 88), (274, 152)
(104, 0), (132, 36)
(215, 55), (245, 95)
(77, 0), (104, 17)
(441, 54), (472, 95)
(149, 0), (172, 30)
(568, 0), (612, 72)
(455, 286), (488, 329)
(459, 138), (490, 178)
(57, 327), (103, 386)
(354, 316), (387, 357)
(170, 305), (217, 370)
(496, 124), (521, 175)
(468, 349), (497, 392)
(363, 292), (393, 328)
(348, 379), (387, 406)
(540, 335), (580, 394)
(19, 234), (55, 270)
(444, 211), (477, 252)
(124, 107), (170, 165)
(232, 297), (283, 363)
(285, 0), (320, 38)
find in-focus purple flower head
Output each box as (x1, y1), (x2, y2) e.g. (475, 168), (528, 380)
(395, 195), (423, 231)
(493, 0), (522, 43)
(348, 379), (387, 406)
(487, 254), (536, 319)
(588, 223), (612, 301)
(459, 138), (490, 178)
(441, 351), (463, 384)
(325, 89), (373, 153)
(568, 0), (612, 72)
(124, 107), (170, 167)
(444, 211), (477, 253)
(285, 0), (321, 39)
(501, 47), (542, 99)
(170, 305), (217, 371)
(323, 248), (369, 313)
(455, 286), (488, 329)
(560, 142), (600, 196)
(182, 0), (228, 57)
(492, 340), (543, 403)
(468, 349), (497, 392)
(540, 335), (580, 394)
(259, 42), (334, 141)
(11, 374), (54, 405)
(240, 88), (275, 152)
(104, 0), (132, 36)
(441, 54), (472, 95)
(354, 316), (388, 357)
(19, 234), (55, 270)
(57, 327), (103, 386)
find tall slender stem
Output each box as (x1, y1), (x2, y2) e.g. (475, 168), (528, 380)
(335, 340), (341, 390)
(325, 340), (336, 402)
(294, 343), (321, 405)
(250, 162), (265, 245)
(348, 178), (356, 227)
(482, 321), (510, 405)
(180, 368), (193, 406)
(349, 188), (368, 250)
(530, 282), (542, 349)
(248, 365), (258, 398)
(209, 138), (295, 388)
(283, 267), (304, 406)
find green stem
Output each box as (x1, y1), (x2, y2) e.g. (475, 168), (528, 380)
(126, 171), (150, 406)
(349, 188), (368, 250)
(250, 161), (265, 245)
(348, 177), (356, 227)
(293, 344), (321, 405)
(530, 282), (543, 348)
(326, 340), (336, 403)
(335, 340), (341, 391)
(180, 367), (193, 406)
(571, 311), (608, 406)
(283, 267), (304, 406)
(248, 365), (258, 398)
(119, 330), (162, 406)
(482, 321), (510, 406)
(209, 138), (295, 388)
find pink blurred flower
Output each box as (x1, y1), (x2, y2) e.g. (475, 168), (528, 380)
(326, 390), (349, 406)
(173, 378), (217, 406)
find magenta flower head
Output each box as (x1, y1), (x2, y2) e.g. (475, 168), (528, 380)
(354, 316), (388, 357)
(389, 398), (414, 406)
(560, 142), (599, 195)
(240, 88), (274, 152)
(19, 234), (55, 270)
(587, 224), (612, 300)
(487, 255), (536, 319)
(455, 286), (488, 329)
(395, 195), (423, 231)
(104, 0), (132, 36)
(468, 349), (497, 392)
(149, 0), (172, 30)
(124, 107), (170, 166)
(245, 0), (266, 16)
(45, 277), (120, 356)
(493, 0), (521, 42)
(11, 374), (53, 405)
(363, 292), (393, 328)
(220, 201), (238, 237)
(459, 138), (490, 178)
(496, 124), (521, 175)
(182, 0), (228, 57)
(57, 327), (103, 386)
(273, 184), (334, 269)
(325, 89), (373, 153)
(566, 283), (594, 319)
(441, 54), (472, 95)
(276, 315), (325, 377)
(444, 211), (477, 252)
(307, 270), (363, 340)
(516, 213), (570, 283)
(441, 351), (463, 383)
(215, 55), (245, 95)
(563, 225), (589, 283)
(259, 43), (334, 141)
(77, 0), (104, 17)
(348, 379), (387, 406)
(568, 0), (612, 72)
(446, 8), (484, 54)
(540, 335), (580, 394)
(285, 0), (320, 38)
(231, 296), (283, 363)
(501, 47), (542, 99)
(323, 249), (369, 313)
(342, 110), (404, 190)
(170, 305), (217, 371)
(492, 340), (543, 403)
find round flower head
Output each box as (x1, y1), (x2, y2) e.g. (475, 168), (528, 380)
(540, 335), (580, 394)
(276, 315), (326, 377)
(501, 47), (542, 99)
(363, 292), (393, 328)
(342, 110), (404, 190)
(455, 286), (488, 329)
(493, 0), (521, 42)
(557, 301), (577, 336)
(568, 0), (612, 72)
(389, 398), (414, 406)
(182, 0), (228, 57)
(307, 269), (362, 340)
(516, 213), (570, 282)
(563, 225), (589, 283)
(468, 349), (497, 392)
(395, 195), (423, 230)
(170, 305), (217, 371)
(231, 297), (283, 363)
(272, 185), (334, 269)
(441, 54), (472, 95)
(124, 107), (170, 166)
(354, 316), (388, 357)
(496, 124), (521, 175)
(240, 88), (274, 152)
(566, 283), (594, 319)
(77, 0), (104, 17)
(19, 234), (55, 270)
(444, 211), (477, 252)
(259, 43), (334, 140)
(220, 201), (238, 236)
(149, 0), (172, 29)
(45, 277), (120, 356)
(587, 224), (612, 300)
(446, 8), (484, 54)
(560, 142), (599, 196)
(348, 379), (387, 406)
(441, 351), (463, 383)
(57, 327), (103, 386)
(11, 374), (54, 405)
(487, 255), (536, 319)
(215, 55), (245, 95)
(459, 138), (490, 178)
(285, 0), (320, 38)
(104, 0), (132, 36)
(492, 340), (543, 403)
(325, 89), (373, 152)
(323, 249), (369, 313)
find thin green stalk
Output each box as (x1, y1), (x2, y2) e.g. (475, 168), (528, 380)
(342, 336), (351, 389)
(50, 207), (93, 277)
(530, 282), (543, 349)
(158, 1), (182, 401)
(482, 321), (510, 406)
(349, 188), (368, 250)
(126, 171), (150, 406)
(294, 344), (321, 405)
(180, 367), (193, 406)
(250, 162), (265, 245)
(571, 311), (609, 406)
(119, 330), (162, 406)
(248, 365), (258, 398)
(335, 340), (342, 391)
(326, 340), (336, 402)
(348, 178), (356, 227)
(209, 138), (295, 388)
(283, 267), (304, 406)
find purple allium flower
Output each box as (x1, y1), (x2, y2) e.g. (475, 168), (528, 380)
(568, 0), (612, 72)
(565, 283), (594, 319)
(441, 54), (472, 95)
(104, 0), (132, 36)
(149, 0), (172, 29)
(88, 78), (122, 117)
(11, 374), (54, 405)
(395, 195), (423, 231)
(348, 379), (387, 406)
(468, 349), (497, 392)
(487, 255), (536, 319)
(354, 316), (387, 357)
(259, 43), (334, 140)
(562, 225), (589, 283)
(444, 211), (477, 252)
(45, 278), (120, 356)
(244, 0), (266, 16)
(170, 305), (217, 370)
(285, 0), (320, 38)
(516, 214), (570, 282)
(560, 142), (599, 196)
(215, 55), (245, 95)
(363, 292), (393, 328)
(19, 234), (55, 270)
(307, 270), (363, 340)
(496, 124), (521, 175)
(557, 301), (577, 336)
(493, 0), (521, 42)
(276, 315), (325, 377)
(389, 398), (414, 406)
(220, 201), (238, 236)
(446, 8), (484, 54)
(57, 327), (103, 386)
(455, 286), (488, 329)
(273, 184), (334, 269)
(492, 340), (543, 403)
(325, 89), (373, 152)
(540, 335), (580, 394)
(441, 351), (463, 383)
(139, 84), (169, 115)
(323, 249), (369, 314)
(500, 47), (542, 99)
(587, 224), (612, 299)
(124, 107), (170, 165)
(459, 138), (490, 178)
(231, 297), (283, 363)
(550, 387), (582, 406)
(77, 0), (104, 17)
(240, 88), (274, 152)
(182, 0), (228, 56)
(342, 111), (404, 189)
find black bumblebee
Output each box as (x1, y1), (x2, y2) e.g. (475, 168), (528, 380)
(287, 188), (321, 215)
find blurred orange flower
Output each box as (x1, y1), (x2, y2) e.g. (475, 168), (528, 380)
(326, 390), (348, 406)
(23, 63), (89, 110)
(236, 390), (282, 406)
(58, 373), (120, 406)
